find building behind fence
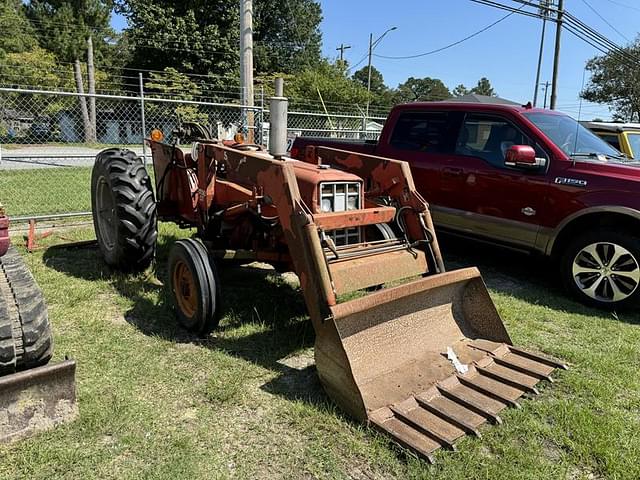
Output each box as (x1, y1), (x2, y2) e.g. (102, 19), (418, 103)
(0, 86), (387, 219)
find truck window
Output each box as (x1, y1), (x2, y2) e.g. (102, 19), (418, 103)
(389, 112), (450, 153)
(455, 114), (540, 168)
(597, 133), (621, 152)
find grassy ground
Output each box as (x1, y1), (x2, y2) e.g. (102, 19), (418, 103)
(0, 224), (639, 479)
(0, 167), (92, 216)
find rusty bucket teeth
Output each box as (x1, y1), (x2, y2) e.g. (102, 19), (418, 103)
(367, 342), (566, 461)
(312, 267), (567, 464)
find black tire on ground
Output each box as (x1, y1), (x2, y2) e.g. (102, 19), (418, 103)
(91, 148), (157, 271)
(168, 239), (222, 335)
(0, 247), (52, 375)
(560, 229), (640, 309)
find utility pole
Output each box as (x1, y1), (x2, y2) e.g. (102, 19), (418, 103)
(533, 0), (554, 107)
(550, 0), (563, 110)
(87, 35), (97, 142)
(336, 43), (351, 61)
(240, 0), (254, 142)
(366, 33), (374, 118)
(366, 26), (397, 118)
(543, 81), (550, 109)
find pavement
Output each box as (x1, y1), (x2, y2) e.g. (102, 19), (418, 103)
(0, 145), (148, 169)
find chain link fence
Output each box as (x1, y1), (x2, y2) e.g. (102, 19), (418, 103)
(0, 86), (386, 219)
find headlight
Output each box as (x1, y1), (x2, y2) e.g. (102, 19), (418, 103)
(347, 196), (358, 210)
(321, 198), (333, 212)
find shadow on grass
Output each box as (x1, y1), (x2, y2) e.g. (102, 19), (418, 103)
(439, 234), (640, 324)
(42, 230), (640, 413)
(42, 232), (328, 407)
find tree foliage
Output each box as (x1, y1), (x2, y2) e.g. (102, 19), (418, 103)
(0, 0), (38, 55)
(394, 77), (451, 103)
(26, 0), (113, 62)
(115, 0), (322, 82)
(285, 60), (369, 110)
(253, 0), (321, 74)
(452, 84), (470, 97)
(470, 77), (496, 96)
(582, 41), (640, 121)
(115, 0), (238, 84)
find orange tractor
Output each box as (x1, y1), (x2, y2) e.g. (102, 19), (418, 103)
(91, 81), (565, 462)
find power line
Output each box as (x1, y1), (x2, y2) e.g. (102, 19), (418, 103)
(601, 0), (640, 14)
(579, 0), (630, 42)
(373, 3), (526, 60)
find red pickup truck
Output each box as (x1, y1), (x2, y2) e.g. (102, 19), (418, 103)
(291, 102), (640, 309)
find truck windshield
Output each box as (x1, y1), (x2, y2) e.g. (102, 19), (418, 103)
(523, 112), (626, 160)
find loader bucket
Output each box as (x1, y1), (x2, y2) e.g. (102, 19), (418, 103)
(314, 267), (566, 462)
(0, 360), (77, 443)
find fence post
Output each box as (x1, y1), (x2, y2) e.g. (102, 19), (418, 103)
(139, 73), (147, 165)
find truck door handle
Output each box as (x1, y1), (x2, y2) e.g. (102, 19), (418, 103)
(443, 167), (463, 177)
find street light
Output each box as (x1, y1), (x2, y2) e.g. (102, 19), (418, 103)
(366, 26), (397, 117)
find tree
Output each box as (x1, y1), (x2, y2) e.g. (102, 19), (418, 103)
(0, 0), (38, 55)
(352, 66), (385, 94)
(471, 77), (496, 96)
(115, 0), (238, 87)
(146, 68), (208, 123)
(581, 41), (640, 121)
(253, 0), (322, 74)
(394, 77), (451, 103)
(116, 0), (323, 83)
(286, 60), (369, 110)
(452, 84), (470, 97)
(26, 1), (114, 142)
(351, 65), (394, 109)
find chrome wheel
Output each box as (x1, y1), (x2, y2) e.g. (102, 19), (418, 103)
(572, 242), (640, 303)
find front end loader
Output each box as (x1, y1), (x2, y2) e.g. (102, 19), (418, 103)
(90, 82), (566, 462)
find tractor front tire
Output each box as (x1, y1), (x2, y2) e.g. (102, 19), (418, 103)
(91, 148), (157, 271)
(168, 239), (221, 335)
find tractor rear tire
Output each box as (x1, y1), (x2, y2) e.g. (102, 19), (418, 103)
(168, 239), (221, 335)
(0, 247), (52, 375)
(91, 148), (157, 271)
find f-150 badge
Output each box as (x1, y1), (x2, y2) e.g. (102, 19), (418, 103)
(554, 177), (587, 187)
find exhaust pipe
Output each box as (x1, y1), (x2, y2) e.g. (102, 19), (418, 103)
(269, 77), (288, 159)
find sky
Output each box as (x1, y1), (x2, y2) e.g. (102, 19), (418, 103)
(112, 0), (640, 120)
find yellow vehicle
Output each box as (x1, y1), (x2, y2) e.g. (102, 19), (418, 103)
(584, 121), (640, 160)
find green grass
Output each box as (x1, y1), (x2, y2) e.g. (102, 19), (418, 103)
(0, 167), (93, 216)
(0, 225), (639, 479)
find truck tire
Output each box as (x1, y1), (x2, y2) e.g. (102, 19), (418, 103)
(91, 148), (157, 271)
(168, 239), (221, 335)
(0, 247), (52, 374)
(561, 229), (640, 309)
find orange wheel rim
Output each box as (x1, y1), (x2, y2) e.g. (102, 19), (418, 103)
(173, 260), (197, 317)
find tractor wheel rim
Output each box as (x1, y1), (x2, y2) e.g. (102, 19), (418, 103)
(173, 260), (197, 318)
(572, 241), (640, 303)
(96, 176), (116, 250)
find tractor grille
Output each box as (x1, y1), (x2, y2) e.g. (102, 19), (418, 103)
(319, 182), (362, 246)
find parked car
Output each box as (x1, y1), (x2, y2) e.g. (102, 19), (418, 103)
(584, 121), (640, 160)
(291, 102), (640, 309)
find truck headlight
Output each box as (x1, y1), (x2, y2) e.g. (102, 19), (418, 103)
(321, 198), (333, 212)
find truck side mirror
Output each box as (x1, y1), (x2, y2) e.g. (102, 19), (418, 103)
(505, 145), (546, 169)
